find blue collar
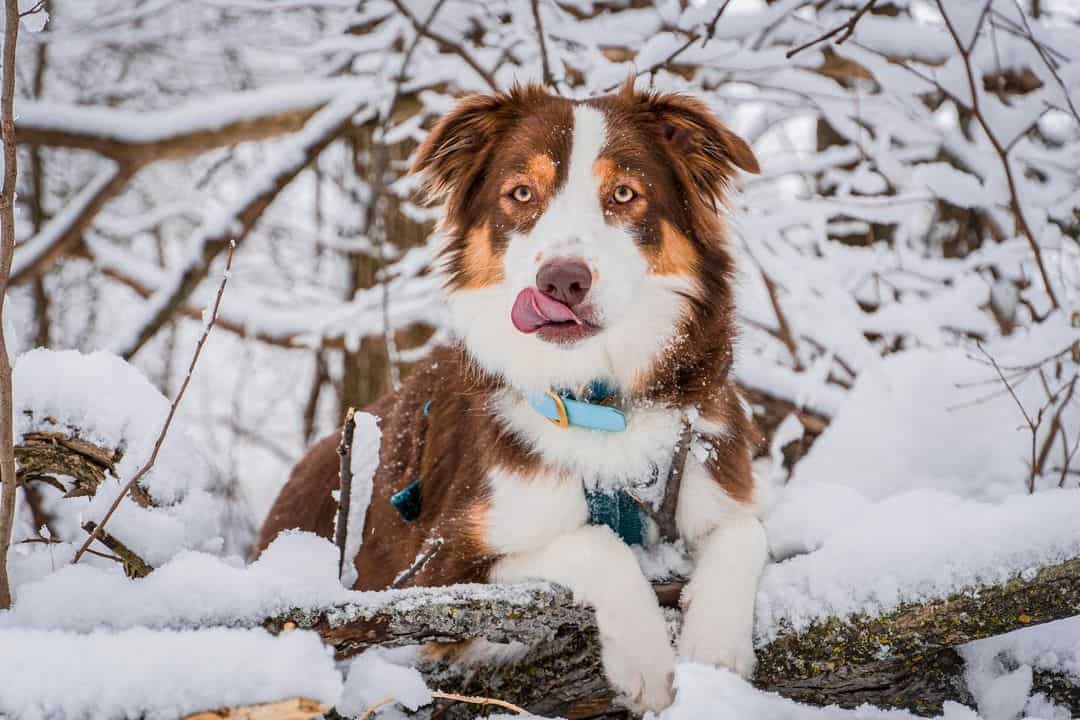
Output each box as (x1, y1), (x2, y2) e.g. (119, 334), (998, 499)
(528, 380), (627, 432)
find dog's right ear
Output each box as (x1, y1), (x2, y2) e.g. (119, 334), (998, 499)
(411, 92), (515, 203)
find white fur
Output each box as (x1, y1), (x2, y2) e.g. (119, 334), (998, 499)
(483, 467), (588, 555)
(491, 524), (676, 712)
(675, 453), (768, 676)
(447, 104), (696, 397)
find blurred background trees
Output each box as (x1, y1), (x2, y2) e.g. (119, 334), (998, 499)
(10, 0), (1079, 556)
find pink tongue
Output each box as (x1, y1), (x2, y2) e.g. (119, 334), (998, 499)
(511, 287), (581, 333)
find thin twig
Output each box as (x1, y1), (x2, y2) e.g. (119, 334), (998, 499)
(81, 521), (152, 578)
(1035, 374), (1076, 482)
(530, 0), (556, 90)
(73, 238), (239, 564)
(19, 535), (122, 563)
(359, 691), (527, 720)
(0, 0), (22, 610)
(977, 342), (1041, 493)
(390, 537), (444, 589)
(1059, 426), (1080, 488)
(335, 407), (356, 580)
(786, 0), (878, 58)
(761, 270), (804, 372)
(701, 0), (735, 48)
(1007, 6), (1080, 126)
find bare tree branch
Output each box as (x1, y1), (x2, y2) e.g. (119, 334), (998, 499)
(386, 0), (497, 91)
(10, 84), (353, 284)
(11, 163), (134, 285)
(530, 0), (556, 90)
(934, 0), (1060, 312)
(81, 521), (152, 578)
(0, 0), (20, 610)
(113, 93), (365, 360)
(14, 86), (342, 163)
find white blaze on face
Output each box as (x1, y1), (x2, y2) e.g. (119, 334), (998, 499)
(503, 105), (648, 332)
(448, 103), (695, 396)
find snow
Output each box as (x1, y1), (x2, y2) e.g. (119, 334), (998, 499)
(12, 349), (221, 570)
(1, 531), (348, 630)
(788, 343), (1073, 502)
(339, 650), (433, 718)
(14, 348), (210, 505)
(963, 616), (1080, 695)
(341, 411), (382, 588)
(0, 626), (341, 720)
(655, 664), (986, 720)
(757, 487), (1080, 641)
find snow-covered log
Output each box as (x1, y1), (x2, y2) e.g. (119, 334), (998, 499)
(257, 559), (1080, 717)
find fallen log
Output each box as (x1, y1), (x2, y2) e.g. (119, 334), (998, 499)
(18, 431), (1080, 717)
(262, 556), (1080, 718)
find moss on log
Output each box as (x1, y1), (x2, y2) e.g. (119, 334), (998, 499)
(755, 556), (1080, 710)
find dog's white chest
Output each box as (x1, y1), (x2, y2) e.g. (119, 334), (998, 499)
(483, 467), (589, 555)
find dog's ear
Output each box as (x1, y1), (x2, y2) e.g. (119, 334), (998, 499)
(627, 86), (759, 209)
(411, 91), (522, 203)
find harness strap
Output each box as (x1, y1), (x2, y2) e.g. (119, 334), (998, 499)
(644, 420), (693, 544)
(390, 397), (433, 523)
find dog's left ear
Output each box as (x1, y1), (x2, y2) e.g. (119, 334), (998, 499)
(630, 87), (759, 208)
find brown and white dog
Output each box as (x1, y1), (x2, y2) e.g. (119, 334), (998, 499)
(255, 83), (765, 712)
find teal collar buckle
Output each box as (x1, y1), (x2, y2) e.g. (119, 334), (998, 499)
(528, 381), (627, 432)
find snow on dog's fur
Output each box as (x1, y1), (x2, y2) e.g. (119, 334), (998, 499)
(255, 82), (765, 712)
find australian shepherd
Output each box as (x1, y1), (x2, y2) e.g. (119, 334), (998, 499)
(255, 82), (765, 712)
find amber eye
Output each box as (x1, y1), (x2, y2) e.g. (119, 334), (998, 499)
(511, 185), (533, 203)
(611, 185), (635, 204)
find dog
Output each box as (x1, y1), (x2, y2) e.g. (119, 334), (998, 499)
(255, 82), (765, 712)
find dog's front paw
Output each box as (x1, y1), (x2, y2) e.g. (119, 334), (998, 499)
(678, 598), (758, 678)
(678, 628), (757, 678)
(602, 641), (675, 712)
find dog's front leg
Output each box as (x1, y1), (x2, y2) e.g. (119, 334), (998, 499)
(491, 524), (675, 712)
(678, 511), (766, 676)
(676, 453), (768, 677)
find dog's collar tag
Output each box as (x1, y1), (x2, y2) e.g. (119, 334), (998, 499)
(528, 383), (627, 432)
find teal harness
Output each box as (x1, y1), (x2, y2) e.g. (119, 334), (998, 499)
(390, 382), (691, 546)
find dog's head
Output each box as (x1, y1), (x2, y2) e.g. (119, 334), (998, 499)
(413, 83), (758, 398)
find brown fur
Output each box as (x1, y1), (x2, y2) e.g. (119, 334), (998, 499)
(255, 84), (761, 588)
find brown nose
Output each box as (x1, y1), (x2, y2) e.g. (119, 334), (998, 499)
(536, 259), (592, 307)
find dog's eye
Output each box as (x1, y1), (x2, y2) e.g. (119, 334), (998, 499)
(510, 185), (533, 203)
(611, 185), (635, 204)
